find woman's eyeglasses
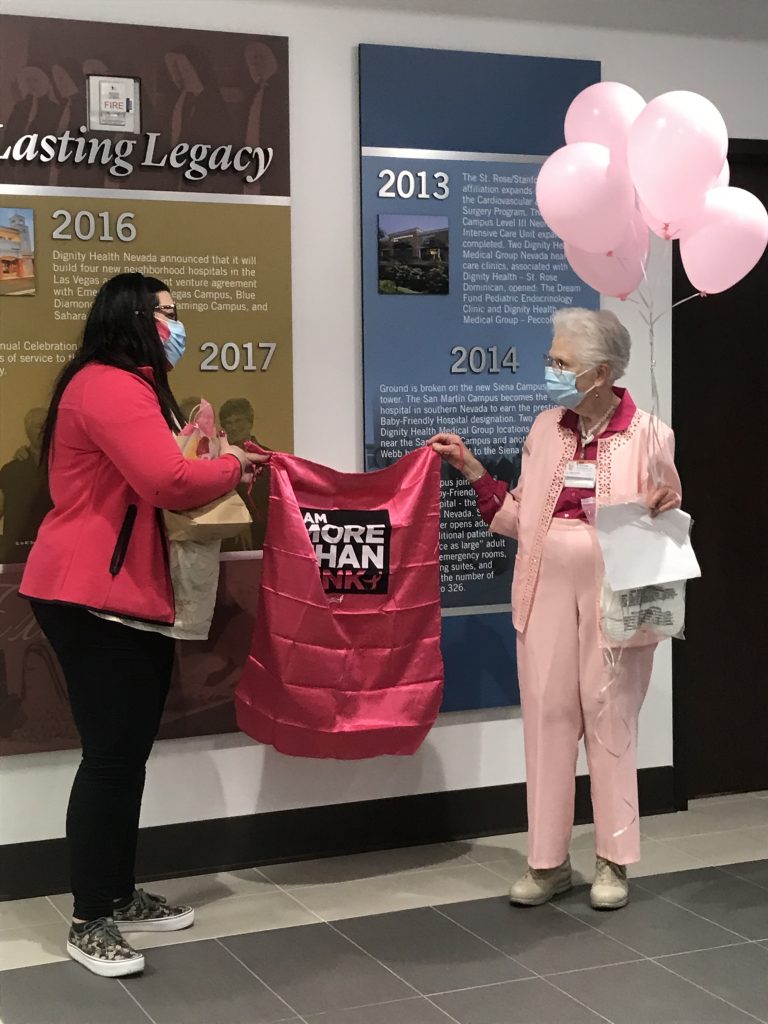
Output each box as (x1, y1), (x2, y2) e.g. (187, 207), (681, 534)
(154, 303), (178, 321)
(544, 354), (569, 376)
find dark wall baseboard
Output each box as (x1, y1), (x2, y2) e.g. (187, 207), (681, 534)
(0, 766), (676, 901)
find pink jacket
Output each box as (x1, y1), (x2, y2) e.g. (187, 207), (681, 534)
(488, 396), (681, 641)
(21, 364), (241, 624)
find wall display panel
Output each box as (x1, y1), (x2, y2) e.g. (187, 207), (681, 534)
(359, 45), (599, 710)
(0, 15), (291, 754)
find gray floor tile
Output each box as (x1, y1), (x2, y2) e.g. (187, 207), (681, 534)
(638, 867), (768, 939)
(720, 859), (768, 889)
(334, 907), (531, 995)
(220, 923), (413, 1015)
(121, 939), (295, 1024)
(432, 977), (607, 1023)
(556, 884), (742, 956)
(0, 960), (147, 1024)
(261, 845), (469, 887)
(305, 998), (452, 1023)
(552, 959), (757, 1023)
(657, 943), (768, 1022)
(439, 897), (641, 975)
(659, 826), (768, 867)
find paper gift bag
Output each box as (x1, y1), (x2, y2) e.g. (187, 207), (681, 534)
(164, 490), (251, 542)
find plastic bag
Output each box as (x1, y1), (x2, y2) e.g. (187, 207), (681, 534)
(167, 538), (222, 640)
(582, 494), (688, 645)
(601, 578), (686, 644)
(176, 398), (219, 460)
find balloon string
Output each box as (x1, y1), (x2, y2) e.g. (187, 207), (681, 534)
(636, 275), (703, 484)
(637, 290), (703, 328)
(659, 290), (704, 320)
(650, 235), (668, 309)
(638, 259), (664, 487)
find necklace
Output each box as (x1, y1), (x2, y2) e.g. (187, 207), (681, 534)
(578, 398), (619, 454)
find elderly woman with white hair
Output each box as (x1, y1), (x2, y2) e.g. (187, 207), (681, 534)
(430, 308), (681, 911)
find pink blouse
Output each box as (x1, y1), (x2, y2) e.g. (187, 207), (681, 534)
(473, 388), (636, 525)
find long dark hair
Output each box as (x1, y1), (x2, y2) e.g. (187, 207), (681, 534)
(41, 272), (184, 465)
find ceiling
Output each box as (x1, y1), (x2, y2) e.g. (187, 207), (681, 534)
(273, 0), (768, 43)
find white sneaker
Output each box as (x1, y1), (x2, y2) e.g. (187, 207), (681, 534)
(591, 857), (629, 910)
(509, 858), (572, 906)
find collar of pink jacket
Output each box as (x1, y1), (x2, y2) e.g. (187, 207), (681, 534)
(560, 386), (636, 437)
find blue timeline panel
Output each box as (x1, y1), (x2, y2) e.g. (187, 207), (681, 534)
(360, 45), (599, 711)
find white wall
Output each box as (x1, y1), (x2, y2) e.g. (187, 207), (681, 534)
(2, 0), (766, 846)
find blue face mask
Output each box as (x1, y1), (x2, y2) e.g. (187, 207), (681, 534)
(544, 366), (593, 410)
(163, 319), (187, 367)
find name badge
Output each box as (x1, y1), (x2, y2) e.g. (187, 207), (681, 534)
(564, 461), (597, 489)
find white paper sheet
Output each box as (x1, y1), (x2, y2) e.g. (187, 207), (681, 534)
(595, 502), (701, 591)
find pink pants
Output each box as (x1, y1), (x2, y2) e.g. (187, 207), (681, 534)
(517, 518), (655, 868)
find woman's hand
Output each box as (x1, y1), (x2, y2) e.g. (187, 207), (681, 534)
(219, 435), (270, 484)
(646, 485), (680, 518)
(427, 433), (485, 482)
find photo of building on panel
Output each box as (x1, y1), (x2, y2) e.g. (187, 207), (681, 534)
(0, 208), (36, 296)
(378, 214), (449, 295)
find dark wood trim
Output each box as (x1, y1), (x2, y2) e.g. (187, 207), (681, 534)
(671, 635), (690, 811)
(0, 767), (674, 901)
(728, 138), (768, 162)
(671, 138), (767, 802)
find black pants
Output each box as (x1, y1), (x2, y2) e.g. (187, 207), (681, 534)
(31, 602), (174, 921)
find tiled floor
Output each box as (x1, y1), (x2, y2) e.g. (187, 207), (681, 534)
(3, 793), (768, 1023)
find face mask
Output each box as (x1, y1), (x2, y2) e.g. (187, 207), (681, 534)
(544, 366), (593, 410)
(163, 318), (187, 367)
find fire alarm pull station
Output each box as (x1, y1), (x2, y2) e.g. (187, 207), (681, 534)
(87, 76), (142, 134)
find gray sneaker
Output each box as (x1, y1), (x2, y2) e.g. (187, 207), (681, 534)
(591, 857), (629, 910)
(67, 917), (145, 977)
(509, 858), (573, 906)
(113, 888), (194, 932)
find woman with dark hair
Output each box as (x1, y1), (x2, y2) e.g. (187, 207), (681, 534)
(20, 272), (266, 977)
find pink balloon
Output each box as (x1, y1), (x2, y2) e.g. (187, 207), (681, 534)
(565, 209), (650, 298)
(628, 91), (728, 228)
(680, 186), (768, 294)
(536, 142), (635, 254)
(638, 158), (731, 240)
(565, 82), (646, 157)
